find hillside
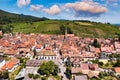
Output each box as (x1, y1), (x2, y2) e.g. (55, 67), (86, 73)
(0, 9), (48, 24)
(0, 9), (120, 38)
(12, 20), (120, 38)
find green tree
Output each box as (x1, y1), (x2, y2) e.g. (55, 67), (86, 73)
(33, 74), (39, 79)
(0, 71), (9, 79)
(114, 59), (120, 67)
(28, 73), (33, 78)
(118, 35), (120, 41)
(65, 67), (72, 79)
(92, 39), (100, 48)
(41, 77), (47, 80)
(38, 61), (58, 76)
(0, 71), (2, 78)
(33, 48), (37, 58)
(60, 25), (73, 34)
(65, 57), (72, 67)
(60, 25), (65, 34)
(98, 62), (104, 66)
(52, 64), (59, 75)
(0, 25), (13, 33)
(67, 27), (73, 34)
(98, 72), (105, 78)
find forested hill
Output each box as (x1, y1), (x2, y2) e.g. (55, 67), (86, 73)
(0, 9), (48, 24)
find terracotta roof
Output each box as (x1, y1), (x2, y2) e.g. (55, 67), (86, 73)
(38, 49), (56, 56)
(74, 75), (88, 80)
(4, 48), (18, 55)
(1, 57), (19, 71)
(2, 40), (10, 47)
(71, 67), (81, 74)
(26, 60), (41, 67)
(36, 44), (42, 49)
(89, 64), (99, 71)
(114, 67), (120, 73)
(80, 63), (89, 70)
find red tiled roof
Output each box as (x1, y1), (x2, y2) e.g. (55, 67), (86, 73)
(1, 57), (19, 71)
(80, 63), (89, 70)
(114, 67), (120, 73)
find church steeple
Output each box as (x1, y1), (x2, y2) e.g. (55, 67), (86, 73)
(64, 26), (67, 39)
(65, 26), (67, 36)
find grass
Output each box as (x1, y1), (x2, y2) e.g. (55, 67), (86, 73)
(53, 75), (61, 80)
(9, 66), (22, 80)
(10, 20), (120, 38)
(100, 62), (115, 69)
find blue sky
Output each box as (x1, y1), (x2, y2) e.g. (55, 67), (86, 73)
(0, 0), (120, 23)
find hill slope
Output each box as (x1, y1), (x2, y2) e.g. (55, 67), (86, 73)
(0, 9), (120, 38)
(12, 20), (120, 38)
(0, 9), (48, 24)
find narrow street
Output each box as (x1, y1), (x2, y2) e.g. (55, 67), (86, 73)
(57, 40), (68, 80)
(59, 63), (68, 80)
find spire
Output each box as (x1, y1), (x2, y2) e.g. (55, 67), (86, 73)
(65, 26), (67, 39)
(65, 26), (67, 36)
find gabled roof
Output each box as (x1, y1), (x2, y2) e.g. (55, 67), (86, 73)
(114, 67), (120, 73)
(1, 57), (19, 71)
(74, 75), (88, 80)
(26, 60), (41, 67)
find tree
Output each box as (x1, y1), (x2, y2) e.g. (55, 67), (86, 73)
(52, 64), (59, 75)
(28, 73), (33, 78)
(98, 71), (105, 78)
(0, 71), (2, 78)
(60, 25), (73, 35)
(0, 25), (13, 33)
(98, 62), (104, 66)
(65, 67), (72, 79)
(0, 71), (9, 79)
(33, 74), (39, 79)
(33, 48), (37, 58)
(90, 77), (100, 80)
(60, 25), (65, 34)
(118, 35), (120, 41)
(67, 27), (73, 34)
(65, 57), (72, 67)
(41, 77), (47, 80)
(114, 59), (120, 67)
(92, 39), (100, 48)
(20, 58), (24, 63)
(38, 61), (58, 76)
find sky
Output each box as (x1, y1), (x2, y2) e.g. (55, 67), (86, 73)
(0, 0), (120, 24)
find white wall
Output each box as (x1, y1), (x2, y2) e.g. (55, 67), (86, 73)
(0, 60), (6, 69)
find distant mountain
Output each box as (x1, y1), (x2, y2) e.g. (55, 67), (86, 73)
(113, 24), (120, 27)
(0, 9), (48, 24)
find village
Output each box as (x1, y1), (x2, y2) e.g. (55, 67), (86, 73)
(0, 31), (120, 80)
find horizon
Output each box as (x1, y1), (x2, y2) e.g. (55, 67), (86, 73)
(0, 0), (120, 24)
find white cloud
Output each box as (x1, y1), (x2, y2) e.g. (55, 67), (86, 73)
(65, 1), (107, 14)
(43, 5), (61, 15)
(17, 0), (30, 8)
(30, 5), (43, 11)
(64, 1), (107, 17)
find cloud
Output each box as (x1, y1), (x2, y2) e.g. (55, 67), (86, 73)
(64, 1), (108, 17)
(17, 0), (30, 8)
(43, 5), (61, 15)
(30, 5), (43, 11)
